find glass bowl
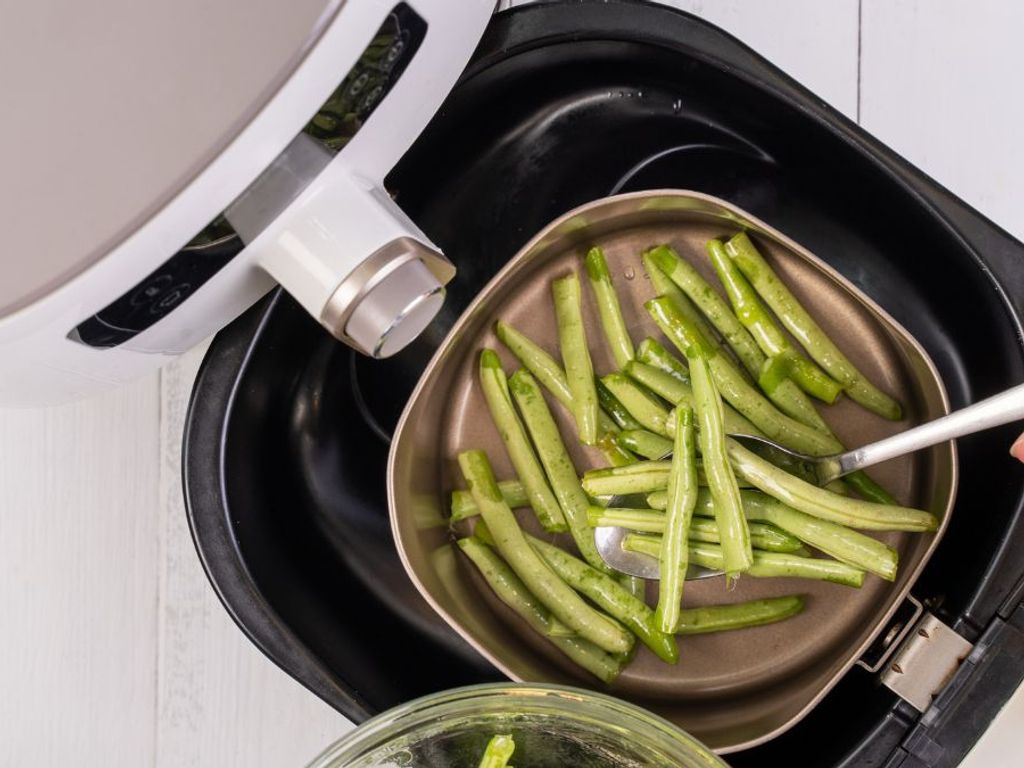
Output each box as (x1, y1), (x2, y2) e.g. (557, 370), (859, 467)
(306, 683), (728, 768)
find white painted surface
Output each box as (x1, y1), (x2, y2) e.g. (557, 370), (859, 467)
(0, 2), (1021, 767)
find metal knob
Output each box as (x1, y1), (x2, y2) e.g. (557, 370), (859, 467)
(344, 258), (445, 358)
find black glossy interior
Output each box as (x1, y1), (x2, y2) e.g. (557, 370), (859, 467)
(184, 2), (1024, 765)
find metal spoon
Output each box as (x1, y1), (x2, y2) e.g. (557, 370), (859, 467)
(595, 382), (1024, 578)
(731, 381), (1024, 487)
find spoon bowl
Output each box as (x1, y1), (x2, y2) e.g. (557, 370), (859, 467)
(593, 492), (724, 580)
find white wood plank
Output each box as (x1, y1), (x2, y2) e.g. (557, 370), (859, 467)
(861, 0), (1024, 240)
(156, 344), (350, 768)
(0, 377), (161, 767)
(961, 679), (1024, 768)
(655, 0), (861, 119)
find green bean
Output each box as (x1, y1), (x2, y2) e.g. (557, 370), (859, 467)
(723, 490), (898, 580)
(642, 253), (719, 349)
(451, 479), (528, 522)
(477, 733), (515, 768)
(553, 273), (600, 444)
(458, 450), (631, 652)
(675, 596), (805, 635)
(496, 321), (573, 406)
(707, 238), (842, 404)
(457, 537), (623, 682)
(495, 321), (618, 435)
(725, 232), (902, 420)
(845, 471), (898, 505)
(598, 432), (638, 467)
(615, 429), (673, 460)
(626, 361), (764, 438)
(596, 378), (643, 431)
(762, 371), (833, 435)
(529, 535), (678, 664)
(652, 488), (895, 578)
(647, 296), (841, 456)
(600, 373), (671, 437)
(509, 371), (612, 573)
(646, 490), (669, 509)
(479, 350), (567, 532)
(727, 439), (938, 532)
(587, 507), (806, 554)
(647, 488), (895, 577)
(624, 535), (865, 587)
(619, 573), (646, 601)
(688, 352), (752, 576)
(636, 337), (691, 383)
(545, 618), (577, 637)
(654, 406), (698, 633)
(646, 244), (765, 378)
(582, 461), (673, 496)
(582, 460), (754, 496)
(585, 247), (635, 368)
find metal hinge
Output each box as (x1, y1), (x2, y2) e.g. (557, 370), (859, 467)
(879, 612), (974, 712)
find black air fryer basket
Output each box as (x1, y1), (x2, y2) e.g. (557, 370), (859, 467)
(183, 2), (1024, 766)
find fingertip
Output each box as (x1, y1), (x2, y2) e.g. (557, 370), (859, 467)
(1011, 434), (1024, 463)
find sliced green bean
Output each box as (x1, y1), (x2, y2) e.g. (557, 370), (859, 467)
(596, 378), (643, 431)
(637, 337), (691, 383)
(646, 490), (669, 509)
(615, 429), (673, 460)
(845, 471), (898, 505)
(587, 507), (806, 554)
(619, 573), (646, 601)
(495, 321), (617, 437)
(675, 596), (805, 635)
(655, 406), (698, 633)
(553, 273), (600, 444)
(646, 244), (765, 378)
(624, 535), (865, 587)
(458, 450), (631, 653)
(626, 361), (763, 438)
(452, 479), (529, 522)
(457, 537), (623, 683)
(509, 371), (612, 573)
(585, 246), (635, 368)
(688, 352), (752, 576)
(479, 350), (566, 532)
(582, 461), (672, 496)
(708, 238), (842, 404)
(723, 490), (898, 580)
(763, 372), (833, 435)
(496, 321), (573, 407)
(598, 432), (638, 467)
(725, 232), (902, 420)
(477, 733), (515, 768)
(642, 253), (719, 348)
(652, 488), (896, 579)
(647, 296), (841, 456)
(494, 320), (619, 455)
(600, 373), (671, 437)
(582, 460), (753, 496)
(727, 439), (938, 532)
(529, 535), (677, 664)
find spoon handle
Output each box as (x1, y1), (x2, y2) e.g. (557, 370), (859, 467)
(839, 382), (1024, 475)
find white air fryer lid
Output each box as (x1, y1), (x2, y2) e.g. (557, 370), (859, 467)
(0, 0), (341, 319)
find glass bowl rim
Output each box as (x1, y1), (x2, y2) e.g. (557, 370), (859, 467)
(305, 682), (728, 768)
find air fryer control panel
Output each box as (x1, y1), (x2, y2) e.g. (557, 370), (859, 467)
(69, 2), (427, 349)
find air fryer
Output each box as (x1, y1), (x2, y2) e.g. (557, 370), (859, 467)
(182, 2), (1024, 766)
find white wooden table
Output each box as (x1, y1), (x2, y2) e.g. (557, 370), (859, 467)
(2, 2), (1022, 766)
